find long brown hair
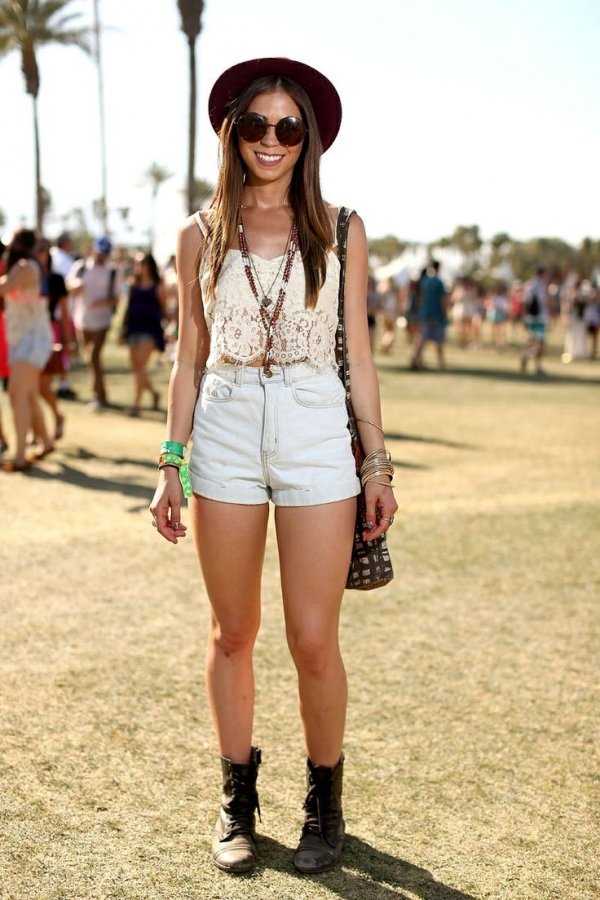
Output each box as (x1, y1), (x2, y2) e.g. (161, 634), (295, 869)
(204, 75), (333, 309)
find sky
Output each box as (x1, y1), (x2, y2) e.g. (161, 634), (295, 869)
(1, 0), (599, 261)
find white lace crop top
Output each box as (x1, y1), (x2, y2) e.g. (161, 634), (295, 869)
(196, 214), (341, 371)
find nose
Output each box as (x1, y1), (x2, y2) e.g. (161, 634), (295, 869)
(260, 123), (280, 147)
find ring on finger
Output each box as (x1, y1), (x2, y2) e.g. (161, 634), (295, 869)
(380, 515), (394, 525)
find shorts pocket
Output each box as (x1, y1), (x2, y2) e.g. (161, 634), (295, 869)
(291, 373), (346, 408)
(200, 371), (237, 403)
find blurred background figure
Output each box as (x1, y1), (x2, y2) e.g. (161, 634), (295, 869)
(486, 280), (509, 351)
(67, 236), (121, 410)
(508, 279), (524, 341)
(366, 274), (380, 351)
(50, 233), (78, 400)
(0, 229), (53, 471)
(35, 239), (74, 440)
(450, 276), (477, 347)
(121, 253), (166, 417)
(404, 273), (422, 345)
(0, 238), (8, 455)
(584, 282), (600, 360)
(520, 265), (549, 375)
(378, 277), (399, 354)
(562, 279), (594, 363)
(410, 260), (448, 370)
(162, 254), (179, 361)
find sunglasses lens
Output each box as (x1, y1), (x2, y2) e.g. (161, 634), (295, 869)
(275, 117), (306, 146)
(236, 113), (267, 143)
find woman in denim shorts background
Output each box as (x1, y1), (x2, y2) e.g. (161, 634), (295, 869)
(150, 57), (397, 875)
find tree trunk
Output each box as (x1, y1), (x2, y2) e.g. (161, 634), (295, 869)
(186, 36), (197, 215)
(94, 0), (109, 234)
(33, 95), (43, 232)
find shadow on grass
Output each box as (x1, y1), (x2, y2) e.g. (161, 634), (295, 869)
(383, 363), (600, 386)
(247, 834), (477, 900)
(26, 461), (151, 503)
(386, 432), (477, 451)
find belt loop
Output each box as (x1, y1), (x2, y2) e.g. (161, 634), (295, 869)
(235, 367), (244, 386)
(284, 366), (292, 386)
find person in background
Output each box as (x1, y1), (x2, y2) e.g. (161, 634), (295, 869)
(121, 252), (166, 417)
(162, 254), (180, 361)
(410, 260), (448, 370)
(486, 280), (509, 351)
(404, 273), (422, 344)
(0, 229), (53, 471)
(35, 239), (73, 439)
(67, 236), (121, 410)
(149, 56), (397, 875)
(51, 232), (78, 400)
(366, 274), (380, 351)
(583, 282), (600, 360)
(378, 277), (399, 353)
(520, 265), (549, 375)
(0, 237), (9, 454)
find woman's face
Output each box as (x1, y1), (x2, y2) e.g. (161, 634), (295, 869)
(237, 89), (304, 186)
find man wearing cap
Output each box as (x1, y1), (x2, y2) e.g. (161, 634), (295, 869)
(67, 237), (121, 409)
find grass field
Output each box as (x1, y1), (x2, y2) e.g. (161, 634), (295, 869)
(1, 326), (598, 900)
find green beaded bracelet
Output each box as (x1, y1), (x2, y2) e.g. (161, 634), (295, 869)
(161, 440), (186, 458)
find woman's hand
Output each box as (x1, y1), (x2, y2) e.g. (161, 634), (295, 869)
(149, 468), (188, 544)
(362, 480), (398, 542)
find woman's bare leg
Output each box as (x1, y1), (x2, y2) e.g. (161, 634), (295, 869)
(190, 495), (269, 763)
(276, 498), (355, 767)
(8, 361), (47, 465)
(129, 341), (156, 410)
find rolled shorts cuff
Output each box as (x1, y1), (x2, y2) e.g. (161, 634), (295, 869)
(189, 470), (360, 507)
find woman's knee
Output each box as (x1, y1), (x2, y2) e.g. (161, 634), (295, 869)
(287, 629), (339, 678)
(208, 619), (259, 659)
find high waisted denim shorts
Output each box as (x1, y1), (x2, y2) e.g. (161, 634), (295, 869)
(189, 364), (360, 506)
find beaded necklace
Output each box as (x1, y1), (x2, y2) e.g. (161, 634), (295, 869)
(238, 216), (298, 377)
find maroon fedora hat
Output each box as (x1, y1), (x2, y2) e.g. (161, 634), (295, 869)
(208, 57), (342, 152)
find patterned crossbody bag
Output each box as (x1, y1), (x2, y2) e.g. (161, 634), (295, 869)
(335, 207), (394, 590)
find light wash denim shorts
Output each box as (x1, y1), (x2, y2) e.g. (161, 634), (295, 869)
(189, 364), (360, 506)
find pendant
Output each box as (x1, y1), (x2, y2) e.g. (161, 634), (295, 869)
(261, 295), (272, 308)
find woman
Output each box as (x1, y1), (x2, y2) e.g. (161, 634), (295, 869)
(150, 58), (397, 875)
(0, 229), (53, 471)
(35, 239), (73, 440)
(121, 253), (165, 416)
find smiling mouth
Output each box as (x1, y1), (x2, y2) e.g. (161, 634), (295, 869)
(255, 152), (284, 167)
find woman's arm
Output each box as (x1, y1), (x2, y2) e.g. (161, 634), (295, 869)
(150, 217), (211, 543)
(343, 214), (398, 539)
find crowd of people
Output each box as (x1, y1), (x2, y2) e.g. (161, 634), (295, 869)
(0, 229), (177, 470)
(0, 227), (598, 471)
(368, 262), (600, 375)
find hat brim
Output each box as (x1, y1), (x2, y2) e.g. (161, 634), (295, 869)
(208, 57), (342, 153)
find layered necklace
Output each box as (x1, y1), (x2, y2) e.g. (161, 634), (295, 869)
(238, 213), (298, 377)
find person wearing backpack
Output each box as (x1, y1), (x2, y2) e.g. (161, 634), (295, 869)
(520, 265), (549, 375)
(67, 237), (121, 410)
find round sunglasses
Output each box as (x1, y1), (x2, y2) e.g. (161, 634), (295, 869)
(235, 113), (307, 147)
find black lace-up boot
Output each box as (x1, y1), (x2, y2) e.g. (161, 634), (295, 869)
(293, 755), (345, 874)
(211, 746), (261, 872)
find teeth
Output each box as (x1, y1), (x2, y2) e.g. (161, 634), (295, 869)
(256, 153), (283, 162)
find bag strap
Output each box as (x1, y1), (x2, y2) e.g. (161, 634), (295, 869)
(335, 206), (355, 402)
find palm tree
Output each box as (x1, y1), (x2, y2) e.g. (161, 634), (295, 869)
(177, 0), (204, 215)
(0, 0), (92, 232)
(143, 162), (173, 252)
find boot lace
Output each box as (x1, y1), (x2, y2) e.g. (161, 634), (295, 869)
(301, 782), (338, 848)
(222, 770), (261, 840)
